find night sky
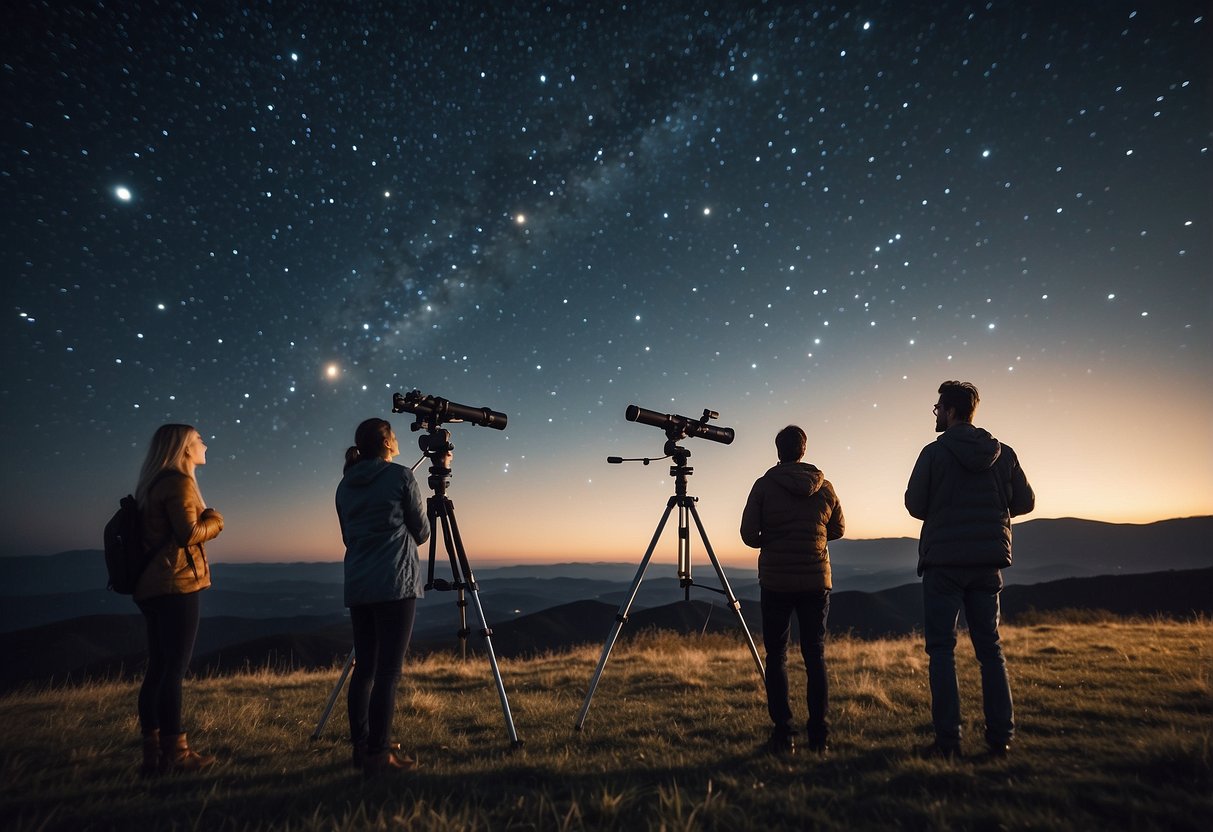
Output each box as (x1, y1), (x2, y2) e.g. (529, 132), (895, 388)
(3, 2), (1210, 563)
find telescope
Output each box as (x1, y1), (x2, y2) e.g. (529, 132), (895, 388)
(624, 404), (734, 444)
(392, 389), (507, 431)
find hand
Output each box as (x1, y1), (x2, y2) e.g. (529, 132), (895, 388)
(201, 507), (224, 530)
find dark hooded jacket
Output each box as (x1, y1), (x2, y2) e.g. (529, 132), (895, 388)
(741, 462), (845, 591)
(336, 459), (430, 607)
(905, 422), (1034, 575)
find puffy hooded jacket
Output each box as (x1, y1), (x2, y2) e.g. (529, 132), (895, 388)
(134, 471), (222, 601)
(905, 422), (1035, 575)
(741, 462), (845, 591)
(336, 459), (430, 606)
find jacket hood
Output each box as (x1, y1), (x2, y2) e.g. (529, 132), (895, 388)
(343, 458), (395, 487)
(765, 461), (824, 497)
(938, 423), (1002, 472)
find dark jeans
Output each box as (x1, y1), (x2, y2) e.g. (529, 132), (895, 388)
(136, 591), (201, 736)
(761, 587), (830, 741)
(922, 566), (1015, 746)
(348, 598), (417, 754)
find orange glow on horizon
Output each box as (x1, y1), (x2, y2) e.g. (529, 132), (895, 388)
(196, 367), (1213, 565)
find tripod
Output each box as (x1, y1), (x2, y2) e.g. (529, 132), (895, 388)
(312, 442), (523, 749)
(574, 440), (765, 731)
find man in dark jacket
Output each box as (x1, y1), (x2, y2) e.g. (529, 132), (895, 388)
(741, 425), (844, 753)
(905, 381), (1034, 758)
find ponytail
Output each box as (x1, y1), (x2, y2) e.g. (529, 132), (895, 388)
(344, 418), (392, 472)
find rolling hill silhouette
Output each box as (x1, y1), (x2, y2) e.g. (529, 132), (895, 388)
(3, 516), (1208, 633)
(2, 566), (1207, 691)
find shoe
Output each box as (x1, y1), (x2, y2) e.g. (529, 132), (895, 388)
(766, 732), (796, 755)
(986, 742), (1011, 758)
(805, 736), (829, 754)
(159, 732), (216, 773)
(352, 741), (402, 769)
(139, 729), (160, 777)
(363, 748), (419, 775)
(917, 740), (961, 760)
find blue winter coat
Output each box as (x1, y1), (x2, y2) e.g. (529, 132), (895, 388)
(905, 422), (1035, 575)
(336, 459), (430, 606)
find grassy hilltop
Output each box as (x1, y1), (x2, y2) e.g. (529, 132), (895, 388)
(1, 619), (1209, 831)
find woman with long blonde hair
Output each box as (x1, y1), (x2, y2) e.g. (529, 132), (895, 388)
(132, 423), (224, 775)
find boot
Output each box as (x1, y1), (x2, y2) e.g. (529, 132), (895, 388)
(159, 732), (216, 773)
(362, 747), (419, 775)
(139, 729), (160, 776)
(352, 740), (402, 769)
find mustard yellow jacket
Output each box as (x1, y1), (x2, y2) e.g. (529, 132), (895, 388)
(133, 471), (223, 600)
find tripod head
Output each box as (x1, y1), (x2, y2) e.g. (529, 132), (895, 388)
(607, 438), (695, 493)
(415, 426), (454, 492)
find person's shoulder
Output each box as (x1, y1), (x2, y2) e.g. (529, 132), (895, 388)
(746, 472), (770, 494)
(916, 438), (942, 455)
(388, 461), (421, 483)
(995, 441), (1021, 465)
(151, 470), (190, 492)
(753, 465), (781, 484)
(994, 436), (1017, 455)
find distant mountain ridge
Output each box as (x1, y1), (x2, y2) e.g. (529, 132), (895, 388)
(1, 566), (1208, 692)
(0, 516), (1207, 635)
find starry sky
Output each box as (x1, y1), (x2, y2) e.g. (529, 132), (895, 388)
(2, 1), (1210, 564)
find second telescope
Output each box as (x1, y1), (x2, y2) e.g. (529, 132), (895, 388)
(625, 405), (734, 444)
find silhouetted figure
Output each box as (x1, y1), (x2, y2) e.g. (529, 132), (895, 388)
(906, 381), (1035, 759)
(133, 423), (223, 775)
(742, 425), (845, 754)
(335, 418), (431, 775)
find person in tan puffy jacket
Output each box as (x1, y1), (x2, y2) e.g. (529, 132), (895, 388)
(132, 423), (224, 775)
(741, 425), (844, 755)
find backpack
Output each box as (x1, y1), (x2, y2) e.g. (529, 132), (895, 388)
(103, 493), (153, 594)
(102, 471), (174, 594)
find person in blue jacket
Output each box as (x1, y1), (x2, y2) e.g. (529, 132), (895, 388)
(336, 418), (431, 774)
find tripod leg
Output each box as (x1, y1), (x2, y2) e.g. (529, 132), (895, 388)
(436, 500), (471, 660)
(687, 502), (766, 682)
(311, 648), (356, 740)
(446, 507), (523, 748)
(464, 580), (523, 748)
(574, 498), (677, 731)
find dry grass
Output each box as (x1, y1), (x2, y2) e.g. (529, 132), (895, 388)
(0, 620), (1209, 830)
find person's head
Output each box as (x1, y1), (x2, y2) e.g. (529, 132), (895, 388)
(344, 418), (398, 471)
(775, 425), (807, 463)
(136, 424), (205, 502)
(934, 380), (979, 431)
